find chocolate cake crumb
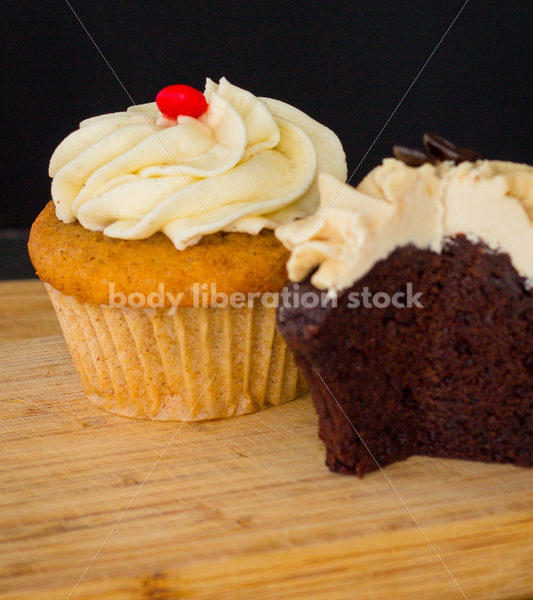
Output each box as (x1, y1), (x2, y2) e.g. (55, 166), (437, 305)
(277, 236), (533, 476)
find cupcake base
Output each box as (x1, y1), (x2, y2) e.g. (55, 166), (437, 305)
(277, 236), (533, 476)
(46, 284), (307, 421)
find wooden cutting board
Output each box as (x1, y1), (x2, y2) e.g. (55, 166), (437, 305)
(1, 281), (532, 600)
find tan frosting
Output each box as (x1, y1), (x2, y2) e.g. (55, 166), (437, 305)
(275, 158), (533, 292)
(49, 78), (346, 250)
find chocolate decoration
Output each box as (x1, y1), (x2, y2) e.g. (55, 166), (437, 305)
(393, 145), (430, 167)
(423, 132), (481, 164)
(394, 133), (481, 166)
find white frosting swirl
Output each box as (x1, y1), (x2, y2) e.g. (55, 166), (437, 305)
(49, 78), (347, 249)
(276, 158), (533, 292)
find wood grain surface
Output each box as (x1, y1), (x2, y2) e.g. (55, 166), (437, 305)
(0, 280), (532, 599)
(0, 280), (61, 341)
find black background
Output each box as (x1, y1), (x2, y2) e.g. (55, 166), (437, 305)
(1, 1), (532, 232)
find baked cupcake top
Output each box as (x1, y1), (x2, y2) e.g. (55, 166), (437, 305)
(276, 136), (533, 293)
(49, 77), (347, 250)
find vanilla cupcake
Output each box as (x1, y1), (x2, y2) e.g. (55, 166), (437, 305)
(29, 77), (347, 420)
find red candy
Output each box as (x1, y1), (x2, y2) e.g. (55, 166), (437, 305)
(156, 84), (208, 119)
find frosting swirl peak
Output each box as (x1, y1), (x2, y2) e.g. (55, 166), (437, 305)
(49, 78), (347, 249)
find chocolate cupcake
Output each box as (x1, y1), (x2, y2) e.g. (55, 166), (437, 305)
(276, 136), (533, 475)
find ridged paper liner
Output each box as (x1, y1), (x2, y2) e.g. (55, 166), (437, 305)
(45, 284), (308, 421)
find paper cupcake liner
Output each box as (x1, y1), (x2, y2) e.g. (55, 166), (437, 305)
(45, 284), (308, 421)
